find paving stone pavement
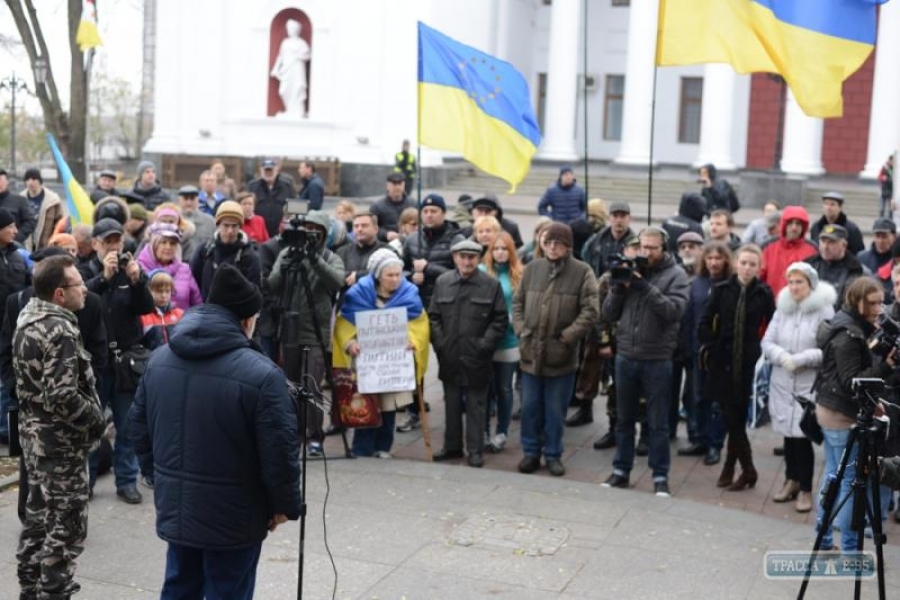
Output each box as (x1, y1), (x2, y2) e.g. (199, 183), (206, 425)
(3, 364), (898, 599)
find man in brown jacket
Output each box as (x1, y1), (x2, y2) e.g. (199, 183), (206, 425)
(513, 223), (598, 476)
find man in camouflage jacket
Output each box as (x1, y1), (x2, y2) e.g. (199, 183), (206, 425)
(13, 254), (106, 600)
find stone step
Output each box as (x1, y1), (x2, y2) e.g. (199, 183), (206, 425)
(445, 164), (885, 225)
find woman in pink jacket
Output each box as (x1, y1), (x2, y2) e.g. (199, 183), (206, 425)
(137, 222), (203, 310)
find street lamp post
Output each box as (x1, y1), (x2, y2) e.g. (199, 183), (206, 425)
(0, 73), (28, 176)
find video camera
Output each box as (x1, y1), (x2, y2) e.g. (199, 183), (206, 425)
(609, 254), (649, 285)
(281, 200), (320, 257)
(868, 313), (900, 360)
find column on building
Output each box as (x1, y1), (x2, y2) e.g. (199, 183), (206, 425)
(861, 0), (900, 178)
(538, 0), (580, 160)
(780, 89), (824, 175)
(693, 64), (737, 170)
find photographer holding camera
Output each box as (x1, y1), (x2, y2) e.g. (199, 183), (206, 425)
(815, 276), (895, 552)
(268, 210), (344, 456)
(601, 226), (689, 497)
(80, 218), (154, 503)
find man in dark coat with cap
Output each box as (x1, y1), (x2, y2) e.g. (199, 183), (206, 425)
(805, 223), (868, 309)
(129, 264), (301, 599)
(460, 194), (523, 248)
(247, 159), (295, 238)
(809, 191), (865, 255)
(124, 161), (168, 211)
(857, 217), (896, 274)
(90, 169), (120, 203)
(371, 172), (416, 243)
(429, 240), (508, 467)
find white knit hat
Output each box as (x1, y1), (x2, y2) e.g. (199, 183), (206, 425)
(367, 248), (403, 280)
(785, 262), (819, 289)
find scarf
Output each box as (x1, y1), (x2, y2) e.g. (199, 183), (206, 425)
(732, 281), (748, 391)
(340, 274), (423, 324)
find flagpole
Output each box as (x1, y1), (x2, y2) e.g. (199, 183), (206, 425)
(648, 0), (666, 226)
(582, 0), (589, 198)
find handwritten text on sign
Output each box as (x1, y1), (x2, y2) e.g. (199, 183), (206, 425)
(356, 307), (415, 393)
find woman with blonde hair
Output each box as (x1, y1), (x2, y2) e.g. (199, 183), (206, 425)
(471, 215), (502, 250)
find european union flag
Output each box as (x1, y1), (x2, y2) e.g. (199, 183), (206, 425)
(417, 22), (541, 192)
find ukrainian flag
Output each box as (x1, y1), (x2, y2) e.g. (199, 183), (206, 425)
(418, 22), (541, 193)
(657, 0), (886, 118)
(76, 0), (103, 52)
(47, 134), (94, 227)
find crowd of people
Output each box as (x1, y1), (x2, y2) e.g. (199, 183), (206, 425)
(5, 155), (900, 597)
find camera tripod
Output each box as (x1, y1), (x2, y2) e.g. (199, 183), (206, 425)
(280, 245), (352, 459)
(797, 387), (887, 600)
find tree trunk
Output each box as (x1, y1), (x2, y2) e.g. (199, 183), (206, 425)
(5, 0), (89, 180)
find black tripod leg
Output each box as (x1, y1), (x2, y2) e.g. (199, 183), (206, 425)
(798, 427), (860, 599)
(298, 346), (308, 600)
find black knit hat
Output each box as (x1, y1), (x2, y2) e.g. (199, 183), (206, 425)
(0, 208), (16, 230)
(542, 222), (573, 248)
(207, 264), (263, 320)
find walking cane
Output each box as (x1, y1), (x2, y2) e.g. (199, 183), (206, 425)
(415, 357), (433, 461)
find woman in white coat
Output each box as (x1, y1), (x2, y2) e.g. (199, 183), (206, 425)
(761, 262), (836, 512)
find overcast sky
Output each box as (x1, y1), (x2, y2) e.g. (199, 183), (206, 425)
(1, 0), (143, 112)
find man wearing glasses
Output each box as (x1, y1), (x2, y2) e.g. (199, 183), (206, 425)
(513, 223), (598, 477)
(601, 226), (689, 497)
(14, 254), (107, 600)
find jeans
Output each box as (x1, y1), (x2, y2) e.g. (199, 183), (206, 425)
(486, 361), (516, 437)
(817, 427), (859, 552)
(692, 357), (725, 450)
(89, 367), (138, 490)
(352, 411), (397, 456)
(162, 542), (262, 600)
(613, 355), (672, 480)
(520, 372), (576, 460)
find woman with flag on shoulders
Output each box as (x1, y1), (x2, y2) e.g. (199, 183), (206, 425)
(332, 248), (430, 458)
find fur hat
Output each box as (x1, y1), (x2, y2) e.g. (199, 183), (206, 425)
(207, 264), (263, 320)
(785, 261), (819, 290)
(542, 222), (574, 248)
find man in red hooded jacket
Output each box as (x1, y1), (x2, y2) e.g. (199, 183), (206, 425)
(759, 206), (818, 296)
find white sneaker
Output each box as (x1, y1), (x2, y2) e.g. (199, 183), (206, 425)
(376, 451), (392, 459)
(491, 433), (507, 451)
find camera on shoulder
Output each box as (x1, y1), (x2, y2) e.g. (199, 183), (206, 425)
(868, 313), (900, 360)
(609, 254), (648, 285)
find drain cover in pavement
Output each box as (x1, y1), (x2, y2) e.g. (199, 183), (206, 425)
(448, 515), (569, 556)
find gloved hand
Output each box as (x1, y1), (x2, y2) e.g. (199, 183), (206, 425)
(781, 355), (796, 373)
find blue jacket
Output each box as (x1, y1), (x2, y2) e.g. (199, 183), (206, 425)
(537, 179), (586, 223)
(299, 173), (326, 211)
(128, 304), (301, 550)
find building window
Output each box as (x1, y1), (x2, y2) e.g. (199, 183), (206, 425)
(679, 77), (703, 144)
(603, 74), (625, 141)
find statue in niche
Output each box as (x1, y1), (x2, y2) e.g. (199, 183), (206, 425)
(270, 19), (311, 117)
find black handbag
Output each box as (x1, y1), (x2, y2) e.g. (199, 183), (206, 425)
(113, 344), (151, 393)
(794, 394), (824, 445)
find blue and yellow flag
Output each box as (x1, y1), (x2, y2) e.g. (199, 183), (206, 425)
(76, 0), (103, 52)
(47, 134), (94, 227)
(417, 22), (541, 192)
(656, 0), (886, 118)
